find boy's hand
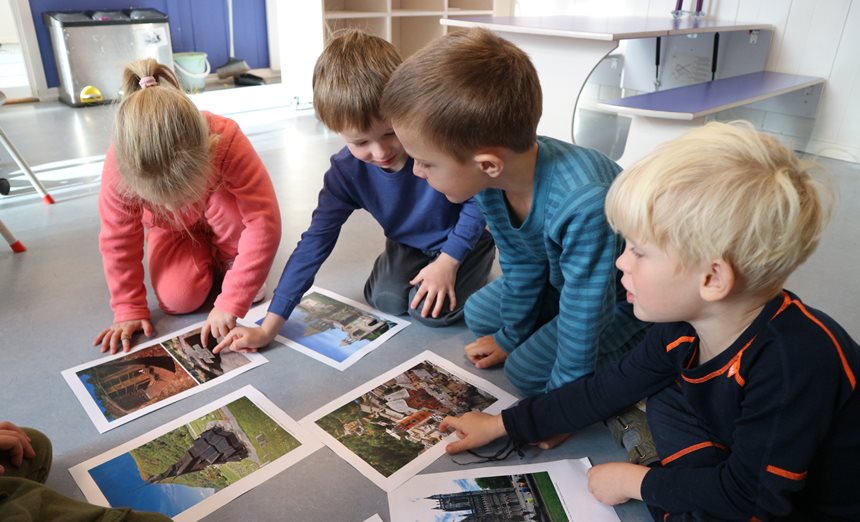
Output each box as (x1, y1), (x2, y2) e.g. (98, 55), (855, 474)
(534, 433), (572, 450)
(439, 412), (507, 454)
(410, 253), (459, 318)
(93, 319), (153, 354)
(213, 326), (272, 354)
(201, 306), (237, 347)
(0, 421), (35, 475)
(587, 462), (649, 505)
(465, 336), (508, 368)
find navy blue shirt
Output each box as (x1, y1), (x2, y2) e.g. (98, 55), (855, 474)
(503, 290), (860, 520)
(269, 147), (486, 319)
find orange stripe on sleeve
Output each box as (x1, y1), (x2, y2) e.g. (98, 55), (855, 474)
(661, 441), (728, 465)
(666, 336), (696, 352)
(766, 465), (807, 481)
(793, 300), (856, 390)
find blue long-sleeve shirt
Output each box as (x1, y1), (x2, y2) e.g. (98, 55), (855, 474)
(477, 136), (645, 390)
(269, 147), (487, 319)
(502, 290), (860, 520)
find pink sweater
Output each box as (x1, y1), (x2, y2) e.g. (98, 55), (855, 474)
(99, 112), (281, 323)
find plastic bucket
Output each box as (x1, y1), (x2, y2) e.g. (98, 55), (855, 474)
(173, 52), (210, 93)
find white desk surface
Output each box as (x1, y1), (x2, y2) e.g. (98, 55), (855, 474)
(442, 15), (772, 41)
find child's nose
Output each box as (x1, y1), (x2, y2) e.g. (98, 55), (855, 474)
(372, 142), (388, 160)
(615, 250), (629, 271)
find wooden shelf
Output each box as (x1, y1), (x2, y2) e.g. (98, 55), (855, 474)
(324, 11), (388, 19)
(324, 17), (388, 40)
(320, 0), (496, 58)
(391, 10), (445, 17)
(393, 0), (445, 11)
(391, 16), (446, 57)
(324, 0), (387, 14)
(448, 0), (493, 10)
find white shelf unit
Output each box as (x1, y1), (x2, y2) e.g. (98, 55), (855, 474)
(322, 0), (495, 57)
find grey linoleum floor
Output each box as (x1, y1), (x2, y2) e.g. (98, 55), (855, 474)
(1, 89), (858, 522)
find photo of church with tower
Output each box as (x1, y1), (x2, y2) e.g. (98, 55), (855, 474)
(427, 472), (568, 522)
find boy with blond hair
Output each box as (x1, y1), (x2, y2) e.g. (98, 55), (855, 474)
(216, 29), (494, 353)
(439, 122), (860, 521)
(382, 28), (648, 398)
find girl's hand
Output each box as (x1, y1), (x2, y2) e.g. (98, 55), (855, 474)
(201, 307), (237, 347)
(587, 462), (649, 505)
(465, 335), (508, 369)
(439, 412), (507, 454)
(410, 253), (459, 318)
(93, 319), (153, 354)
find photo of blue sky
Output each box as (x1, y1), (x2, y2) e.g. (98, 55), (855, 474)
(89, 453), (215, 518)
(283, 306), (371, 362)
(258, 307), (373, 363)
(79, 373), (108, 416)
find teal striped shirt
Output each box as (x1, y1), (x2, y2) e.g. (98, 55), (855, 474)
(476, 136), (645, 390)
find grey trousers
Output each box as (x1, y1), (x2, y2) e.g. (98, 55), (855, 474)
(364, 232), (496, 327)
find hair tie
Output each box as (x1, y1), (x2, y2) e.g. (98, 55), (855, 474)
(139, 76), (158, 89)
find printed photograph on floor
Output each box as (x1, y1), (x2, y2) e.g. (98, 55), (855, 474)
(241, 286), (409, 370)
(70, 387), (323, 522)
(63, 322), (268, 432)
(301, 351), (517, 491)
(161, 327), (253, 383)
(74, 344), (197, 422)
(389, 460), (621, 522)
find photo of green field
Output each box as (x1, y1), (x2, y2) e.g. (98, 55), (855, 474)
(89, 396), (302, 517)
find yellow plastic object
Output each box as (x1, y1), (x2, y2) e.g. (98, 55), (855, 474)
(79, 85), (104, 104)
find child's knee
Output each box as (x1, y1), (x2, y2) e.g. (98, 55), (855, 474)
(503, 361), (546, 397)
(364, 287), (408, 316)
(363, 271), (411, 316)
(155, 276), (212, 315)
(407, 305), (463, 328)
(464, 293), (499, 335)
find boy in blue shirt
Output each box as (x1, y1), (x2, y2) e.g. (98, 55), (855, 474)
(439, 122), (860, 521)
(215, 30), (494, 353)
(381, 28), (647, 398)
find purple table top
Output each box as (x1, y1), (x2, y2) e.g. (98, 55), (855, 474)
(442, 15), (771, 41)
(598, 71), (824, 120)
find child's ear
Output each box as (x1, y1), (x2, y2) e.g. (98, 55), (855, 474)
(473, 151), (504, 178)
(700, 259), (735, 302)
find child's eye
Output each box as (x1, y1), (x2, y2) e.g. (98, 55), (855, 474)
(626, 244), (643, 258)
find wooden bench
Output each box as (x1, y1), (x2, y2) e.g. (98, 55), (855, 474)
(596, 71), (825, 167)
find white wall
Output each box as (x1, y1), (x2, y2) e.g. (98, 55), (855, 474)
(0, 0), (18, 43)
(278, 0), (323, 105)
(515, 0), (860, 163)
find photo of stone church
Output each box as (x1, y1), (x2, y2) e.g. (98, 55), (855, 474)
(76, 344), (198, 421)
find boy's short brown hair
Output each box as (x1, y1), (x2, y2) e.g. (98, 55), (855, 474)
(381, 28), (542, 162)
(313, 29), (402, 132)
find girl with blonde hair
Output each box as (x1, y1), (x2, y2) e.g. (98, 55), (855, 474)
(94, 59), (281, 354)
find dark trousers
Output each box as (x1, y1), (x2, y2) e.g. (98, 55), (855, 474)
(364, 232), (495, 327)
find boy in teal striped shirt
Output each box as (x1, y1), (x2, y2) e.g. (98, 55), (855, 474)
(381, 28), (648, 402)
